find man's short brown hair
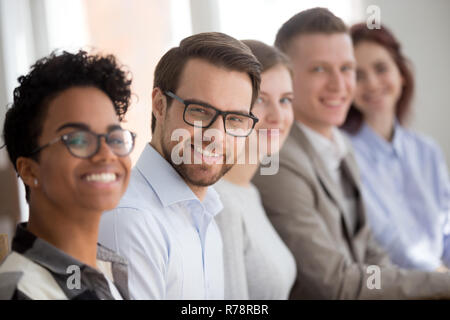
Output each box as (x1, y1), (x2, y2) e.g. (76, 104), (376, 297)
(151, 32), (261, 133)
(274, 7), (348, 53)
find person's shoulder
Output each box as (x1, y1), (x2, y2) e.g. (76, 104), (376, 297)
(102, 166), (164, 221)
(280, 127), (309, 157)
(99, 175), (170, 248)
(0, 268), (23, 300)
(99, 201), (172, 260)
(214, 181), (248, 222)
(400, 127), (444, 160)
(253, 132), (315, 193)
(342, 127), (369, 156)
(278, 128), (313, 173)
(401, 127), (437, 148)
(115, 167), (160, 208)
(0, 252), (64, 300)
(213, 179), (237, 198)
(214, 180), (258, 201)
(101, 202), (167, 236)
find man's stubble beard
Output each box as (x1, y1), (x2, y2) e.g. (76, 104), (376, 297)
(160, 135), (233, 187)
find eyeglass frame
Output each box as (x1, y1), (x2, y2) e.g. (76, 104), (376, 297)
(28, 128), (137, 159)
(164, 91), (259, 137)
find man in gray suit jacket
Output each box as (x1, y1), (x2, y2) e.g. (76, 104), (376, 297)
(252, 7), (450, 299)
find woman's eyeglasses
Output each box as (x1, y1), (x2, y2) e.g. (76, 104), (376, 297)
(29, 128), (136, 159)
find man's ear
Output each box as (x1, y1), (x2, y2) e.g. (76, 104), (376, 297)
(152, 88), (167, 122)
(16, 157), (40, 189)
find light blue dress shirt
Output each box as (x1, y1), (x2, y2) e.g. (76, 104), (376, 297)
(348, 122), (450, 270)
(98, 143), (224, 299)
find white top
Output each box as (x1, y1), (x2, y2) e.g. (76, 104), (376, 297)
(105, 277), (123, 300)
(214, 179), (296, 299)
(97, 260), (123, 300)
(98, 144), (224, 300)
(296, 121), (348, 184)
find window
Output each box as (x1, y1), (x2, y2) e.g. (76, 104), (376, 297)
(217, 0), (364, 44)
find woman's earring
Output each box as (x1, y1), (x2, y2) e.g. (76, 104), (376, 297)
(34, 178), (38, 187)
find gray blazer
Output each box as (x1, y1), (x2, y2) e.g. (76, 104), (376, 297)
(252, 123), (450, 299)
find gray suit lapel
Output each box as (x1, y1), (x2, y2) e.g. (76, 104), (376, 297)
(292, 125), (357, 246)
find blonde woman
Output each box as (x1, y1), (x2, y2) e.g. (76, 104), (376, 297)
(215, 40), (296, 299)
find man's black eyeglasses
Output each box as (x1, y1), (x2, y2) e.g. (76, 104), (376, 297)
(165, 91), (258, 137)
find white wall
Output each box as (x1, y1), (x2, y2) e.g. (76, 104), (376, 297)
(213, 0), (450, 166)
(360, 0), (450, 166)
(0, 0), (39, 244)
(190, 0), (220, 34)
(216, 0), (363, 46)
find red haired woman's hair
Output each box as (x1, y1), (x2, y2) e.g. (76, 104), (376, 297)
(341, 23), (414, 134)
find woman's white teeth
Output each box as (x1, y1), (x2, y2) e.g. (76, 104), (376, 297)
(323, 99), (341, 107)
(86, 173), (117, 183)
(194, 145), (220, 157)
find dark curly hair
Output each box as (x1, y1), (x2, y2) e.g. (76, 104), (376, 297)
(2, 50), (132, 201)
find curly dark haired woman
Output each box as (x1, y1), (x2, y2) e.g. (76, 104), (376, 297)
(0, 50), (136, 300)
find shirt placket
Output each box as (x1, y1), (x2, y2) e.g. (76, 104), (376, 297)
(187, 201), (212, 299)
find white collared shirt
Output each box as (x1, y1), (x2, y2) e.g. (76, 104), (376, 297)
(296, 121), (348, 184)
(98, 144), (224, 300)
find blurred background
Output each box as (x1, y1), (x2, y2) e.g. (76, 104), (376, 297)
(0, 0), (449, 247)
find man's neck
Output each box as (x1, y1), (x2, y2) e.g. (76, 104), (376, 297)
(149, 139), (162, 156)
(187, 184), (208, 202)
(27, 198), (101, 269)
(149, 141), (209, 202)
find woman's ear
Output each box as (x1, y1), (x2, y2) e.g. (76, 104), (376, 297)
(16, 157), (40, 188)
(152, 87), (167, 122)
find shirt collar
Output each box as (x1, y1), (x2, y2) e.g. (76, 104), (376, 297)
(11, 222), (127, 275)
(297, 121), (348, 171)
(392, 122), (404, 157)
(201, 186), (223, 217)
(358, 121), (404, 159)
(135, 144), (223, 216)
